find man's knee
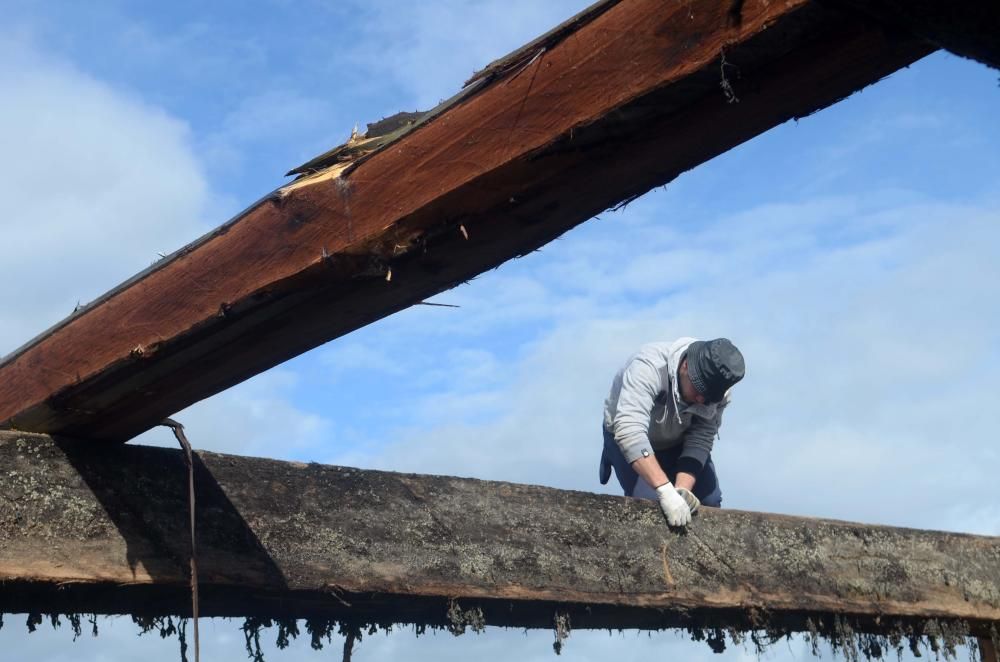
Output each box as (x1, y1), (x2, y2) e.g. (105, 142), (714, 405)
(699, 486), (722, 508)
(602, 428), (640, 496)
(693, 457), (722, 507)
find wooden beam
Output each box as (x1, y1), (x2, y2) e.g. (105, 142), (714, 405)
(981, 636), (1000, 662)
(0, 0), (934, 441)
(2, 430), (999, 647)
(827, 0), (1000, 70)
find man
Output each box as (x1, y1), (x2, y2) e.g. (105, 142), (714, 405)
(599, 337), (745, 526)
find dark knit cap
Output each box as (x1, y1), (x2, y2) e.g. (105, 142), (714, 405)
(685, 338), (745, 403)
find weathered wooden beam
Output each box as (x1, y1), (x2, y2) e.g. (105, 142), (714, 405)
(0, 0), (933, 441)
(2, 431), (999, 647)
(981, 636), (1000, 662)
(827, 0), (1000, 70)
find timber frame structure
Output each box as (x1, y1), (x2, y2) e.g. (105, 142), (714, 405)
(1, 0), (1000, 658)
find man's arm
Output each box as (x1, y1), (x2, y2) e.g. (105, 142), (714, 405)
(613, 354), (694, 525)
(676, 414), (720, 489)
(675, 396), (729, 493)
(629, 454), (695, 490)
(631, 454), (694, 526)
(631, 454), (669, 489)
(612, 357), (662, 466)
(674, 470), (696, 491)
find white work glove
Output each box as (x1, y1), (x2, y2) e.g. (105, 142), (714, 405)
(675, 487), (700, 514)
(655, 483), (692, 527)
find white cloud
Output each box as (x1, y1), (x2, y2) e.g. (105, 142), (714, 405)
(322, 340), (407, 377)
(0, 35), (210, 355)
(200, 89), (345, 177)
(341, 0), (594, 109)
(0, 35), (334, 462)
(132, 368), (331, 460)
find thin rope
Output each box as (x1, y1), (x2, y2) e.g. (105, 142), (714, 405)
(161, 418), (200, 662)
(343, 629), (357, 662)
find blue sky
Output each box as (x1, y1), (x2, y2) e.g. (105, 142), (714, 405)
(2, 1), (999, 660)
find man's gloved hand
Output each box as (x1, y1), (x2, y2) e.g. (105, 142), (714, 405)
(675, 487), (700, 514)
(655, 483), (692, 526)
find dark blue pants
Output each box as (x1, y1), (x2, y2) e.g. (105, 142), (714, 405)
(601, 426), (722, 507)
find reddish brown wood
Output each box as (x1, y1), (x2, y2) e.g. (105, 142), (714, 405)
(981, 637), (1000, 662)
(827, 0), (1000, 70)
(0, 0), (934, 441)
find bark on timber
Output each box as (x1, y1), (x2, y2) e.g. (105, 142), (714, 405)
(1, 431), (999, 640)
(0, 0), (933, 441)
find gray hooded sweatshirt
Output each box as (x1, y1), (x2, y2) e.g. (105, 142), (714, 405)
(603, 337), (729, 470)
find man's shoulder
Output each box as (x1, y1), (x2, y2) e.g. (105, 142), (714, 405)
(631, 342), (671, 364)
(635, 337), (697, 360)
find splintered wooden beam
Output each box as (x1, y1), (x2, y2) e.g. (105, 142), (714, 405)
(0, 0), (934, 441)
(827, 0), (1000, 70)
(2, 431), (1000, 645)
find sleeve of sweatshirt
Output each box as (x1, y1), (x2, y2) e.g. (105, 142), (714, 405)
(677, 399), (727, 475)
(612, 357), (662, 464)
